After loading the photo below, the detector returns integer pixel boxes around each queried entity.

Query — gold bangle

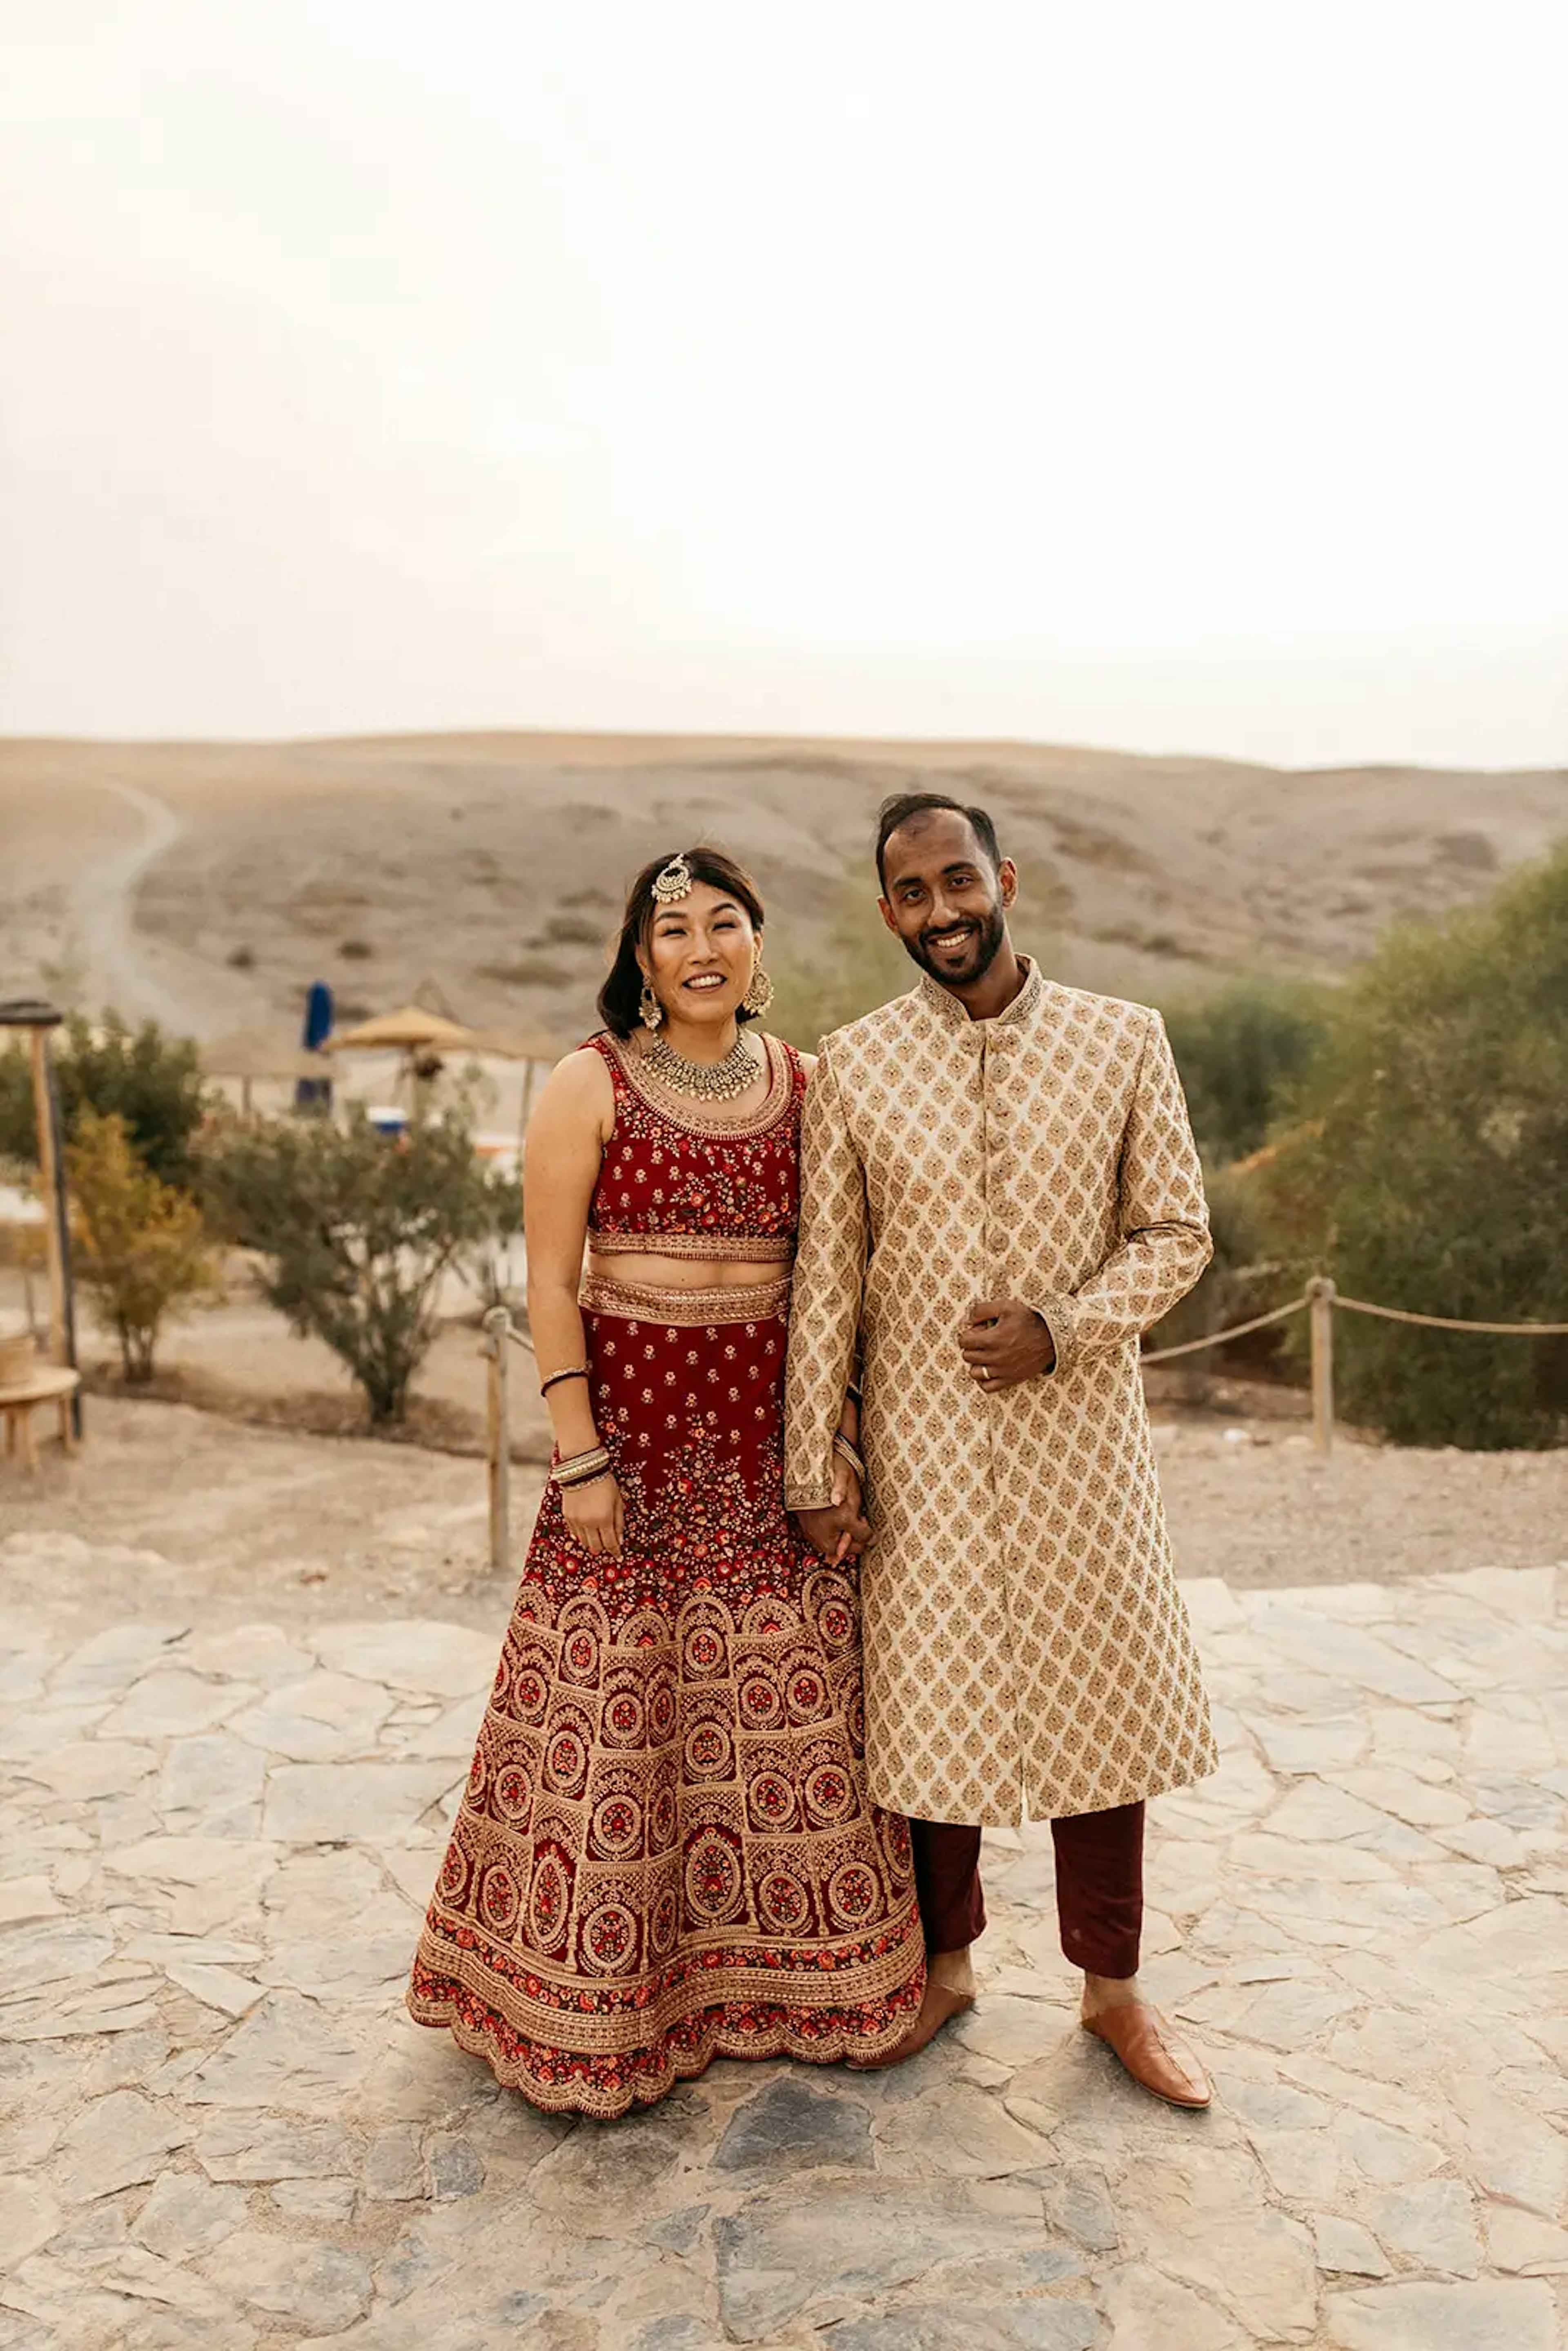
[551,1445,611,1488]
[541,1366,590,1398]
[833,1432,866,1480]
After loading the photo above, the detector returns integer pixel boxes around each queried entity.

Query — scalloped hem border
[405,1977,925,2120]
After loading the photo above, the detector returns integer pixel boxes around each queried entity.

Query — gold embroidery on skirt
[579,1273,792,1326]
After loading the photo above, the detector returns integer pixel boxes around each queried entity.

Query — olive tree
[205,1106,521,1425]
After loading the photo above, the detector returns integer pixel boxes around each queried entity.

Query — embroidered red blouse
[584,1031,806,1263]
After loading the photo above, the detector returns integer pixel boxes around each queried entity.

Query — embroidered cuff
[1027,1292,1075,1379]
[785,1483,835,1512]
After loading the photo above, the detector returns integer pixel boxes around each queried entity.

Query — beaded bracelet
[540,1366,590,1398]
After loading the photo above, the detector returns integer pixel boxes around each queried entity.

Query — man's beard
[904,899,1008,988]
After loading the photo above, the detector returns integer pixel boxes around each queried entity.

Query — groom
[786,791,1218,2105]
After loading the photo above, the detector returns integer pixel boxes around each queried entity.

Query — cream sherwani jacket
[784,960,1219,1827]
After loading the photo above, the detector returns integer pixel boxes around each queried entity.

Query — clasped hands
[792,1448,869,1568]
[794,1297,1053,1564]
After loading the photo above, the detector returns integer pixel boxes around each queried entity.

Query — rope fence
[1332,1296,1568,1336]
[477,1282,1568,1575]
[1139,1295,1309,1364]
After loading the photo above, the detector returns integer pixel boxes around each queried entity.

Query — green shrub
[1258,844,1568,1448]
[1145,1159,1292,1387]
[0,1013,209,1188]
[67,1110,220,1383]
[1163,981,1330,1168]
[204,1106,521,1425]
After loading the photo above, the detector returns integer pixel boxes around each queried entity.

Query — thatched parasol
[322,1006,482,1054]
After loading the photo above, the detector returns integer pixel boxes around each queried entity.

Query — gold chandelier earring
[639,978,664,1031]
[742,960,774,1017]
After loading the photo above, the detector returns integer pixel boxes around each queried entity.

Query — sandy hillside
[1,731,1564,1045]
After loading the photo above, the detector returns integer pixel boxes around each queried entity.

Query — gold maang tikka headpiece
[650,852,694,906]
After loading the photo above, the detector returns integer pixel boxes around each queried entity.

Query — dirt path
[0,1396,507,1647]
[66,777,194,1031]
[1,1394,1563,1653]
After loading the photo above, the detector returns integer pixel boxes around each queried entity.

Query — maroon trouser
[910,1801,1145,1979]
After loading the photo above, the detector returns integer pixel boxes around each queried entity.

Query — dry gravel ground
[0,1396,1564,1649]
[1152,1416,1568,1592]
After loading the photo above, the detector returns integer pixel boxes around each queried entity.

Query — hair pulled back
[597,847,767,1039]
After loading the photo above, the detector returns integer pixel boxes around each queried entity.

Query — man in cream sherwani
[785,791,1219,2105]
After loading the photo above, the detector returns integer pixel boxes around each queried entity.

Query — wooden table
[0,1367,80,1472]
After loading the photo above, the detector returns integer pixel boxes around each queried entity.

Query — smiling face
[640,879,760,1029]
[878,808,1016,989]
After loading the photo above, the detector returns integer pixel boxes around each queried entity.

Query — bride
[408,845,925,2116]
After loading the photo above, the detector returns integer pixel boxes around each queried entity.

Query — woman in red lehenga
[408,848,926,2116]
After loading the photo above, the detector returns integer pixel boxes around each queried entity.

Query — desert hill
[2,732,1564,1047]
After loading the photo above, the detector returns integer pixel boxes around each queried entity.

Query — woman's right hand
[830,1456,869,1566]
[562,1472,624,1558]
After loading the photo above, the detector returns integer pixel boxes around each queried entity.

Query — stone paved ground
[0,1534,1564,2350]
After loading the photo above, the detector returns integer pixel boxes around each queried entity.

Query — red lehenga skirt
[407,1273,926,2117]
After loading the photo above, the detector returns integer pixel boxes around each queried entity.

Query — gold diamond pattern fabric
[784,960,1221,1827]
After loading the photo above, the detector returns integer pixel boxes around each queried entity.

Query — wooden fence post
[29,1027,67,1370]
[29,1020,82,1438]
[484,1306,511,1578]
[1308,1276,1336,1456]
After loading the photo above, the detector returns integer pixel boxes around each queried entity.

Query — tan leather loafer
[848,1979,974,2070]
[1082,2000,1212,2108]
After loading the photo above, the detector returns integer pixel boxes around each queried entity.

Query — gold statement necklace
[638,1029,762,1103]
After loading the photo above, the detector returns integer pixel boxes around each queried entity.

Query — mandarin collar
[916,954,1044,1038]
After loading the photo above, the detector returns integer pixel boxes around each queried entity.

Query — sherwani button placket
[977,1021,1027,1814]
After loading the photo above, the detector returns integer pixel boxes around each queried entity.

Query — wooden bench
[0,1367,80,1472]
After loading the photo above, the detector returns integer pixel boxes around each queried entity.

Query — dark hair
[597,848,767,1038]
[874,792,1002,891]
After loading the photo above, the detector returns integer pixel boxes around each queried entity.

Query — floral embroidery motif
[408,1065,926,2118]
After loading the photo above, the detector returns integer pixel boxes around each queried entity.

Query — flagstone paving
[0,1531,1564,2349]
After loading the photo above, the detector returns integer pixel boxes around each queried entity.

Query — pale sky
[3,0,1564,767]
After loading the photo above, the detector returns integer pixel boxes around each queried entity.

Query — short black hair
[875,792,1002,891]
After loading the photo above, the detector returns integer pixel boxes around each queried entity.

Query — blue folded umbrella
[297,981,334,1108]
[303,981,334,1052]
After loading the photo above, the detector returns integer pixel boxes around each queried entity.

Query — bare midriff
[585,1247,788,1292]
